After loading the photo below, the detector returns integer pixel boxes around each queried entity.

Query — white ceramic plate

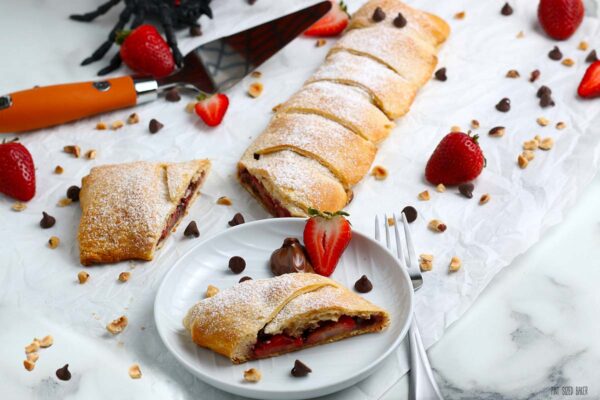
[155,218,413,400]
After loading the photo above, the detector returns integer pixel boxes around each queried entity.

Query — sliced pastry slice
[307,51,418,119]
[278,81,394,144]
[78,159,211,266]
[183,274,390,363]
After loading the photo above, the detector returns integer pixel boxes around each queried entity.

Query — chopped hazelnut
[418,190,430,201]
[26,352,39,362]
[48,236,60,249]
[248,82,263,98]
[127,113,140,125]
[216,196,233,206]
[479,193,491,205]
[57,198,72,207]
[106,316,128,335]
[316,39,327,47]
[38,335,53,348]
[129,364,142,379]
[428,219,447,233]
[450,125,461,132]
[522,150,535,161]
[205,284,219,298]
[449,256,462,272]
[25,341,40,354]
[12,202,27,212]
[77,271,89,284]
[371,165,388,180]
[506,69,520,78]
[488,126,505,137]
[454,11,465,20]
[516,31,525,38]
[118,272,131,282]
[54,165,64,174]
[387,217,395,226]
[111,120,125,130]
[470,119,480,129]
[562,58,575,67]
[419,254,433,271]
[517,154,529,169]
[539,137,554,150]
[185,101,197,113]
[244,368,262,382]
[523,140,538,151]
[63,145,81,158]
[23,359,35,371]
[85,149,97,160]
[95,122,108,130]
[578,41,589,51]
[536,117,550,127]
[556,121,566,130]
[250,71,262,78]
[436,183,446,193]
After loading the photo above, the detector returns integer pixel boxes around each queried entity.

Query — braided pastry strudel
[78,160,210,265]
[183,274,390,363]
[238,0,449,217]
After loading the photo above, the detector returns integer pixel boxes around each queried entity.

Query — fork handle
[408,318,444,400]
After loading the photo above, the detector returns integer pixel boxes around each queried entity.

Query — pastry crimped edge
[183,274,390,363]
[78,159,210,266]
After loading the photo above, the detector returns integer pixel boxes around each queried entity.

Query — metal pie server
[0,1,331,133]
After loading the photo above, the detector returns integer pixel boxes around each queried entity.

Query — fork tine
[374,215,381,241]
[401,211,418,270]
[392,213,406,264]
[384,214,391,249]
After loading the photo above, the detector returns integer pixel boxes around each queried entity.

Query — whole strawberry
[425,132,485,186]
[0,140,36,201]
[303,209,352,277]
[118,24,175,78]
[538,0,584,40]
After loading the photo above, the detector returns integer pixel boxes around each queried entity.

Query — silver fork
[375,213,444,400]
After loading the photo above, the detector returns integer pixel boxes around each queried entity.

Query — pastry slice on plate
[78,160,210,266]
[183,274,390,364]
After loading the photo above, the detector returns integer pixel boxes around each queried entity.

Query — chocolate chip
[189,25,202,37]
[66,185,80,202]
[495,97,511,112]
[40,212,56,229]
[165,88,181,102]
[291,360,312,377]
[401,206,418,223]
[56,364,71,381]
[458,182,474,199]
[149,119,163,134]
[354,275,373,293]
[239,276,253,283]
[586,49,598,63]
[184,221,200,238]
[434,67,447,81]
[501,2,513,15]
[393,12,407,28]
[529,69,540,82]
[228,212,245,227]
[253,153,260,160]
[372,7,386,22]
[248,0,257,4]
[540,93,555,108]
[536,85,552,98]
[548,46,562,61]
[229,256,246,274]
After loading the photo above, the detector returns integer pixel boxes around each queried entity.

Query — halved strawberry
[304,1,349,37]
[253,334,303,358]
[0,140,36,202]
[194,93,229,127]
[303,209,352,277]
[306,316,357,345]
[578,61,600,99]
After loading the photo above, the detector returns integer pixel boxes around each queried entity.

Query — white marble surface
[1,0,600,399]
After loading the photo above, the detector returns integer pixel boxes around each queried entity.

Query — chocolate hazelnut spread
[270,238,313,276]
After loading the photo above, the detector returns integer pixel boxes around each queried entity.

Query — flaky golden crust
[78,160,210,266]
[237,0,449,217]
[183,274,390,364]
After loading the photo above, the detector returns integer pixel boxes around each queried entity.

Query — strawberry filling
[239,168,291,218]
[158,173,205,244]
[252,315,380,358]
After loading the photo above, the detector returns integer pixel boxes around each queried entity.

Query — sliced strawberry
[303,209,352,277]
[253,334,303,358]
[306,316,357,345]
[304,1,349,37]
[0,141,36,202]
[578,61,600,99]
[194,93,229,127]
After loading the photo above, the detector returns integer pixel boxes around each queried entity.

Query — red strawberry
[304,1,349,37]
[425,132,485,186]
[194,93,229,127]
[303,209,352,277]
[118,24,175,78]
[253,334,303,358]
[578,61,600,98]
[306,316,357,345]
[538,0,584,40]
[0,140,36,201]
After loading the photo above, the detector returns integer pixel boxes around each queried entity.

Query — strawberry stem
[196,91,210,101]
[308,208,350,218]
[115,30,132,45]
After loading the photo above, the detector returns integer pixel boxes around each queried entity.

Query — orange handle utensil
[0,76,144,133]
